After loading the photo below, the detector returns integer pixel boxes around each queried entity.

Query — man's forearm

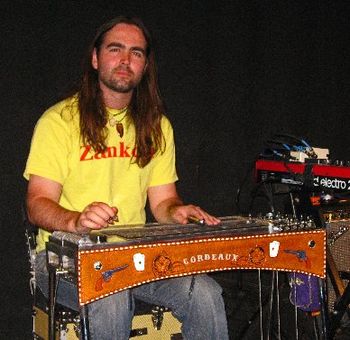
[152,197,184,224]
[27,196,80,233]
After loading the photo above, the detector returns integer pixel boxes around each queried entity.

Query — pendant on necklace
[116,123,124,138]
[109,117,117,126]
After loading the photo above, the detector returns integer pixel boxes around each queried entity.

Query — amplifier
[131,307,182,339]
[33,306,78,340]
[33,305,182,340]
[326,219,350,311]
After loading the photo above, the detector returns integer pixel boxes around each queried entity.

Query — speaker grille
[327,220,350,311]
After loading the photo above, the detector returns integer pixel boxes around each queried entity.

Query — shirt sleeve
[148,116,178,187]
[23,107,72,184]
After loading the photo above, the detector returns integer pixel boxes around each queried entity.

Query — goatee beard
[102,78,136,93]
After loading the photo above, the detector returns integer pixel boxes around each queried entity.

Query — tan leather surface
[78,229,326,305]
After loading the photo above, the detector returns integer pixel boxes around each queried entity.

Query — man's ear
[92,48,98,70]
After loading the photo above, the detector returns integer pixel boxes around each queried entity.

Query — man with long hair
[24,16,228,339]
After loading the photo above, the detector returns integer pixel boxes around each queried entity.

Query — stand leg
[318,278,329,339]
[80,304,90,340]
[48,268,56,340]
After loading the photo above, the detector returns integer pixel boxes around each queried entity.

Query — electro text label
[313,176,350,190]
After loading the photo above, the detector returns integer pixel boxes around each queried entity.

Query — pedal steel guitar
[47,215,326,306]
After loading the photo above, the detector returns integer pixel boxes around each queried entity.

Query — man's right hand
[76,202,118,233]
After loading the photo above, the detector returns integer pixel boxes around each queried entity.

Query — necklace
[109,107,128,138]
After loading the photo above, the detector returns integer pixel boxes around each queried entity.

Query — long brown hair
[78,16,165,167]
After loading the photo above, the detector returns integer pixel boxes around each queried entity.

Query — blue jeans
[35,251,229,340]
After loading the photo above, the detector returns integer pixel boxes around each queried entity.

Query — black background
[1,1,349,338]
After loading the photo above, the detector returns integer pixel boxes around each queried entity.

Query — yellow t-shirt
[24,96,178,252]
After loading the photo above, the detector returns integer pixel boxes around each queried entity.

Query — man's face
[92,23,148,93]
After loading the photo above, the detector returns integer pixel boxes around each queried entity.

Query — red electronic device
[255,159,350,192]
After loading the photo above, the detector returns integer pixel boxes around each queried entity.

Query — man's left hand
[170,204,220,225]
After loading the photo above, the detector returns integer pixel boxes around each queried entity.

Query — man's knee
[189,275,223,300]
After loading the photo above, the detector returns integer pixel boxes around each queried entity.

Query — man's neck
[101,86,133,109]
